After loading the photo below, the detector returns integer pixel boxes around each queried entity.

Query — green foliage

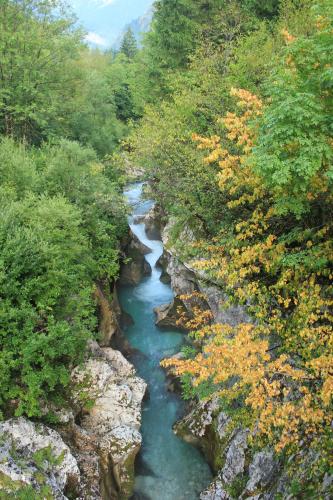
[148,0,199,70]
[68,50,125,156]
[0,138,38,197]
[181,374,217,401]
[33,446,65,470]
[0,1,145,154]
[128,1,276,237]
[120,27,138,59]
[0,194,93,416]
[0,445,66,499]
[0,0,82,143]
[0,138,125,417]
[0,1,131,419]
[181,345,197,359]
[1,0,332,493]
[253,1,333,215]
[243,0,281,19]
[35,140,127,277]
[68,48,145,156]
[142,0,236,98]
[0,473,51,500]
[226,475,249,498]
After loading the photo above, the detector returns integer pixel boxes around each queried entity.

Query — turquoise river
[119,183,212,500]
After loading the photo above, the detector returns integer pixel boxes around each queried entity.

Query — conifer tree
[120,27,138,59]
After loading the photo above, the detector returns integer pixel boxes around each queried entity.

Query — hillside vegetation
[124,0,333,494]
[0,0,143,418]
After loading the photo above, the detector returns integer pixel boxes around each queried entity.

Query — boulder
[156,250,171,284]
[71,342,147,499]
[128,230,152,255]
[100,425,142,499]
[143,204,164,240]
[0,418,80,499]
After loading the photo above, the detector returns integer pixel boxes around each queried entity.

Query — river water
[118,183,212,500]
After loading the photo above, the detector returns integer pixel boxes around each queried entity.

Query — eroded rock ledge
[119,229,152,286]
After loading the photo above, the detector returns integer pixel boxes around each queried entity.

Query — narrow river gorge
[119,183,212,500]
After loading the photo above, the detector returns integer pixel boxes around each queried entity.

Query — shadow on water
[119,183,212,500]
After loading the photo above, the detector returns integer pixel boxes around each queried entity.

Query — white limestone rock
[0,417,80,499]
[200,479,232,500]
[72,342,147,498]
[175,397,220,440]
[245,450,278,495]
[222,429,249,485]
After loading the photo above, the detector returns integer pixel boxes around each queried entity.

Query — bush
[0,138,126,417]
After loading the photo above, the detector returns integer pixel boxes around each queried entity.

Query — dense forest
[0,0,139,418]
[127,0,333,496]
[0,0,332,498]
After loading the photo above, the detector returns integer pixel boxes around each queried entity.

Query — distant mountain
[113,6,154,51]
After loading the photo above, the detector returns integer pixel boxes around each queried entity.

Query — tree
[0,0,82,143]
[254,2,333,216]
[243,0,281,19]
[120,27,138,59]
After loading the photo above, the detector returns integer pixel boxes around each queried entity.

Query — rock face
[0,318,146,500]
[166,254,198,298]
[153,297,188,330]
[200,479,231,500]
[95,283,122,347]
[0,418,80,499]
[119,230,152,286]
[174,399,257,499]
[160,217,251,325]
[244,450,279,496]
[134,204,164,240]
[180,402,283,500]
[174,398,232,472]
[71,342,147,499]
[198,283,251,326]
[221,429,249,485]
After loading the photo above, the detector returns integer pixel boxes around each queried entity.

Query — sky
[69,0,153,48]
